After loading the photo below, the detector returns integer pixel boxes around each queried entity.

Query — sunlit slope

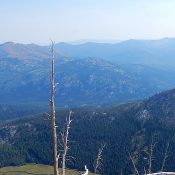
[0,164,94,175]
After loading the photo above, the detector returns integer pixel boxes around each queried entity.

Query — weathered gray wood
[61,111,72,175]
[82,165,89,175]
[50,41,59,175]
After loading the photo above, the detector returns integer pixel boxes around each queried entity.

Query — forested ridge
[1,88,175,174]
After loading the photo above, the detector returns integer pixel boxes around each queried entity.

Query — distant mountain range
[1,38,175,106]
[55,37,175,68]
[2,37,175,67]
[67,39,121,44]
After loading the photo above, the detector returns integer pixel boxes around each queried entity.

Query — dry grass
[0,164,95,175]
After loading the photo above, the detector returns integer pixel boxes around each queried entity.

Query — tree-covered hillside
[1,89,175,174]
[0,104,47,121]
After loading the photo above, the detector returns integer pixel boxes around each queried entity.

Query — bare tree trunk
[82,165,89,175]
[128,152,139,175]
[61,111,72,175]
[50,41,59,175]
[161,142,169,172]
[94,143,106,174]
[148,141,156,174]
[62,153,66,175]
[148,144,153,174]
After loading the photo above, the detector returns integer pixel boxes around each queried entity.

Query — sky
[0,0,175,44]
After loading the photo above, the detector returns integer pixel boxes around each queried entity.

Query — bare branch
[147,140,157,174]
[94,143,106,174]
[128,152,139,175]
[161,142,169,172]
[61,111,72,175]
[82,165,89,175]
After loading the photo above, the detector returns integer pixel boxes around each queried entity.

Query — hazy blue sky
[0,0,175,44]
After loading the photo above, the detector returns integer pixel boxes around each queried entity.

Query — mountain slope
[1,88,175,174]
[136,88,175,119]
[0,104,46,121]
[0,42,57,61]
[1,53,175,106]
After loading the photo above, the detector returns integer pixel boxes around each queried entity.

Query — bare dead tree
[61,111,72,175]
[128,152,140,175]
[143,166,147,175]
[148,141,156,174]
[50,40,59,175]
[82,165,89,175]
[161,142,169,172]
[94,143,106,174]
[143,138,157,174]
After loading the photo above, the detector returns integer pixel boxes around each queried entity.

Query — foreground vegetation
[1,89,175,174]
[0,164,94,175]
